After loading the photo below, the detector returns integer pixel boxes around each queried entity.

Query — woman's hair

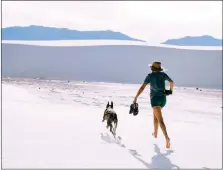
[151,66,163,72]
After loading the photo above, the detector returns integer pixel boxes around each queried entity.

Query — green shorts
[151,95,166,108]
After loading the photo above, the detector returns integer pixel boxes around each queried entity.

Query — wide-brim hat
[148,61,167,72]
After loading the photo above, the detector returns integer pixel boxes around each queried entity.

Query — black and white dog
[102,101,118,136]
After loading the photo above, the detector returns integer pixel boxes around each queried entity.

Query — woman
[133,61,174,148]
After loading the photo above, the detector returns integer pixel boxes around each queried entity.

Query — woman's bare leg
[153,106,170,148]
[152,112,159,138]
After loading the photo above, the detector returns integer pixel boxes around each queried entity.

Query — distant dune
[2,41,222,89]
[2,25,145,42]
[162,35,222,46]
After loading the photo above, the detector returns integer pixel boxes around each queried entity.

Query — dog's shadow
[129,149,151,168]
[100,133,114,144]
[129,144,180,169]
[100,133,125,148]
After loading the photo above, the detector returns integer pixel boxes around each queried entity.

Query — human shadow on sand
[100,133,179,169]
[129,144,180,169]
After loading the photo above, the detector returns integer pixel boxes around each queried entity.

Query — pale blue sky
[2,1,222,44]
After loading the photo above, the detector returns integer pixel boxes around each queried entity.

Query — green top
[144,72,173,98]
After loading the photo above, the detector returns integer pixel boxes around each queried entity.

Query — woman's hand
[133,97,137,103]
[133,84,147,103]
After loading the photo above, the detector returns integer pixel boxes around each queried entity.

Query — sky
[2,1,222,44]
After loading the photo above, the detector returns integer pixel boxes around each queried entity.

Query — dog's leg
[113,121,118,136]
[102,111,107,122]
[110,125,113,134]
[107,119,111,129]
[109,122,114,135]
[106,122,109,129]
[110,122,117,137]
[113,114,118,136]
[115,121,118,131]
[111,126,115,137]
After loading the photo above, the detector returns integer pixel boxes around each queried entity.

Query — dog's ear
[111,101,113,109]
[106,102,109,108]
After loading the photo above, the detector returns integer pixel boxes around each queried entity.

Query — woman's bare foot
[152,132,157,138]
[166,138,171,148]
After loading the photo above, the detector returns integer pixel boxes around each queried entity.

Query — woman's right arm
[164,73,174,92]
[170,81,174,91]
